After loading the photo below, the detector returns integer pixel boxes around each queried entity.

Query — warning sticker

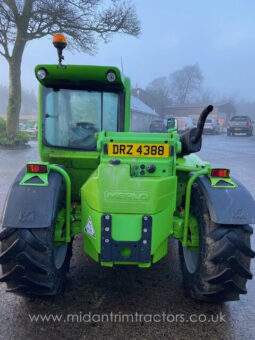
[84,216,96,238]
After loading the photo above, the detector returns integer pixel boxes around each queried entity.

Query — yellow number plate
[108,143,169,158]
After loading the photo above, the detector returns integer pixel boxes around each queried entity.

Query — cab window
[43,88,120,150]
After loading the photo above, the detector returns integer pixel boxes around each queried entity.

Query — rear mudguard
[196,175,255,225]
[1,167,64,229]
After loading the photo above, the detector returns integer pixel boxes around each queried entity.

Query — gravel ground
[0,134,254,340]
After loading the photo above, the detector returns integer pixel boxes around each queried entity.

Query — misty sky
[0,0,255,100]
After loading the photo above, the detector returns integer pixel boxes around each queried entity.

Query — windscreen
[43,88,119,150]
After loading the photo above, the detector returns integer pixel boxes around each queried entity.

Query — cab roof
[35,64,129,91]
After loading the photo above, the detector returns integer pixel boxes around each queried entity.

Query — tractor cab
[36,65,131,150]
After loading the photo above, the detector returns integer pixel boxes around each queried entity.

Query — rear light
[27,164,48,173]
[211,168,230,178]
[246,122,250,127]
[227,122,230,127]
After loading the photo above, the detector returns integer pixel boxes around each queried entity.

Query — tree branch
[3,0,19,18]
[0,0,140,56]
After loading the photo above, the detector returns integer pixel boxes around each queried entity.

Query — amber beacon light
[53,33,67,65]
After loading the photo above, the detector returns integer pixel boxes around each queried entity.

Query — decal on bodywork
[85,216,96,238]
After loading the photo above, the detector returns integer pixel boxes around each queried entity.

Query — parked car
[227,116,253,136]
[25,127,38,139]
[149,119,167,133]
[203,118,220,134]
[176,117,195,133]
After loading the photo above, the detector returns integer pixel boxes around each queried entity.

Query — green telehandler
[1,34,255,302]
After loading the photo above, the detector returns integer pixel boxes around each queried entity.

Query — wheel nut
[105,215,110,220]
[143,228,148,233]
[105,227,110,232]
[105,239,110,243]
[143,240,147,244]
[144,216,148,221]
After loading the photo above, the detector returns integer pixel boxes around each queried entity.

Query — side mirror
[167,117,177,130]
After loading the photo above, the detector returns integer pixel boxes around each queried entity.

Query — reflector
[211,168,230,178]
[27,164,48,173]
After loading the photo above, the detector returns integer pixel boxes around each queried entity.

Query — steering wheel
[76,122,97,130]
[70,122,98,149]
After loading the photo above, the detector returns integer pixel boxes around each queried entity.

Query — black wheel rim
[54,244,68,269]
[183,247,199,274]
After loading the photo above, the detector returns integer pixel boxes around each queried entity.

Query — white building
[130,95,159,132]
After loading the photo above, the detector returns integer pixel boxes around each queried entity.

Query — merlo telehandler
[1,34,255,302]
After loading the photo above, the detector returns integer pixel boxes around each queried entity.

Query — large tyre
[0,205,72,297]
[179,184,254,302]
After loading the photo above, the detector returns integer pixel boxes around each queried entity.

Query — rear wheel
[0,207,72,297]
[179,184,254,302]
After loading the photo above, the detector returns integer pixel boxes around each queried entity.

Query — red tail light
[27,164,48,173]
[211,168,230,178]
[227,122,230,127]
[246,122,250,127]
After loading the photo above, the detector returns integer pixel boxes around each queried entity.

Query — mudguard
[1,167,64,229]
[196,175,255,225]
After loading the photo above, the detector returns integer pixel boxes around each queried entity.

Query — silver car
[203,118,220,134]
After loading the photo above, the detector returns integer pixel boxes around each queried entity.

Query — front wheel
[179,184,254,302]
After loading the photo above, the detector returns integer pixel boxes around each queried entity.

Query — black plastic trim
[196,175,255,224]
[1,167,64,229]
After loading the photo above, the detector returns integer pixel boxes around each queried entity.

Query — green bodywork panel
[82,164,177,214]
[44,149,100,200]
[209,175,238,188]
[20,171,49,186]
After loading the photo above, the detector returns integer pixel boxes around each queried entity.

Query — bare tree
[145,77,172,115]
[169,64,203,104]
[195,88,216,105]
[0,0,140,138]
